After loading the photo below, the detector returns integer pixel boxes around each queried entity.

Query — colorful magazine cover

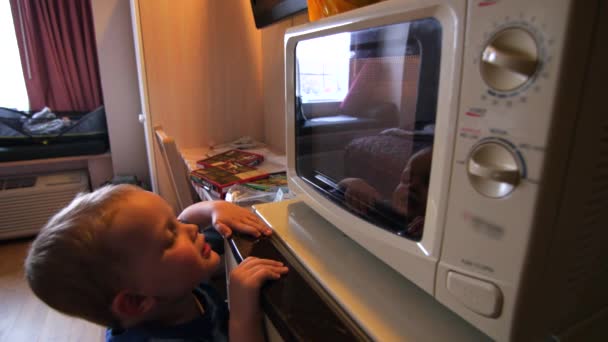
[196,149,264,169]
[243,172,288,192]
[208,161,257,175]
[190,166,268,198]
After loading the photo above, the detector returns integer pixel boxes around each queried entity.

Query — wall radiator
[0,170,90,240]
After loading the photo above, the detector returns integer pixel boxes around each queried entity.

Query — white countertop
[253,199,490,342]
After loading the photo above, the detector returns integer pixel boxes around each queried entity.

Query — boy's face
[109,190,221,298]
[393,148,432,219]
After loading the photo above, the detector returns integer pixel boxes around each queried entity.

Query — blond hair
[25,184,140,327]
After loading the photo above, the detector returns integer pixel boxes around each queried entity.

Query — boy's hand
[212,201,272,238]
[229,257,288,324]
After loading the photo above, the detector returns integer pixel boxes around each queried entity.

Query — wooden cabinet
[131,0,265,205]
[131,0,307,208]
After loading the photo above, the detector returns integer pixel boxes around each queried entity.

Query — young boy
[25,184,288,342]
[339,147,432,238]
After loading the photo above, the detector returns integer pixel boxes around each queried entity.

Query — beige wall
[135,0,308,154]
[94,0,308,197]
[90,0,150,186]
[136,0,265,150]
[132,0,275,207]
[261,13,309,154]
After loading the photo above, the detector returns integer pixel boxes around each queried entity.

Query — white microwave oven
[284,0,607,340]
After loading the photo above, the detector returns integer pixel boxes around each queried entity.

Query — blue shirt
[106,284,228,342]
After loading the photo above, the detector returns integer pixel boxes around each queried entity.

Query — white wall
[90,0,150,187]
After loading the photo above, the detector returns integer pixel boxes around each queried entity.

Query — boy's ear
[111,290,157,319]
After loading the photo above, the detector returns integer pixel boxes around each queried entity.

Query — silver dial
[467,142,521,198]
[480,28,539,91]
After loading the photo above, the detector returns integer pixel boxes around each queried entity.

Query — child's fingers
[217,215,272,237]
[215,222,232,237]
[239,256,284,268]
[242,217,272,235]
[246,263,289,278]
[249,267,285,282]
[231,221,262,237]
[228,216,270,237]
[243,265,289,285]
[238,256,258,266]
[231,211,263,225]
[231,258,288,289]
[242,215,264,227]
[237,258,285,275]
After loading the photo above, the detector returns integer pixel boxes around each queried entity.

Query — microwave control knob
[480,28,539,91]
[467,142,521,198]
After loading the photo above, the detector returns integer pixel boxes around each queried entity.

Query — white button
[447,271,503,318]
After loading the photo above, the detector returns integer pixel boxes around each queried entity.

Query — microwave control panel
[462,18,551,198]
[435,0,595,340]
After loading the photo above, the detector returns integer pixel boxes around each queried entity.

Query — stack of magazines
[190,149,270,198]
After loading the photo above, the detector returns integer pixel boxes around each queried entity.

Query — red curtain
[9,0,103,112]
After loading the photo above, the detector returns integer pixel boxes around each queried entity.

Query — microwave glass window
[297,32,351,103]
[295,18,441,241]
